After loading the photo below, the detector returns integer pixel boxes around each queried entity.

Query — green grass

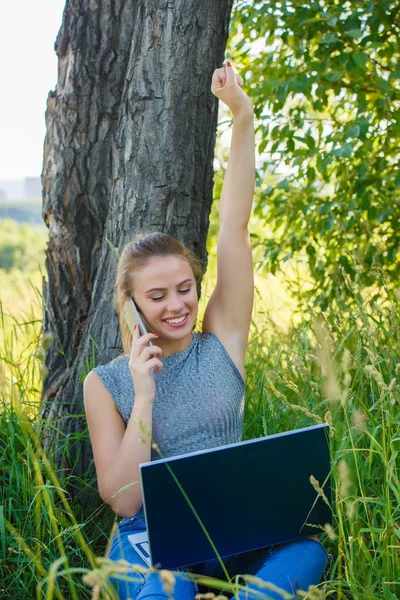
[1,252,399,598]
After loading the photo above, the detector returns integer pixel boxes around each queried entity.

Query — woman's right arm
[84,327,163,518]
[84,372,153,518]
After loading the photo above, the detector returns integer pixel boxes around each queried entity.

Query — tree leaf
[352,51,368,68]
[345,28,363,39]
[319,32,338,45]
[347,125,360,138]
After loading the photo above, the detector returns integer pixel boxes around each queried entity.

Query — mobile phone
[123,298,153,346]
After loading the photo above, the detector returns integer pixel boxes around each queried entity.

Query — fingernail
[227,61,232,67]
[153,333,159,337]
[134,324,137,331]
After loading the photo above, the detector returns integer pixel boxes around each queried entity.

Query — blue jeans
[106,508,328,600]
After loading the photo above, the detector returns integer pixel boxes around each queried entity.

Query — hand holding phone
[124,298,163,399]
[123,298,153,346]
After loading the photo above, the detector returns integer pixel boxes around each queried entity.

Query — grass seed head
[346,499,356,520]
[314,317,342,404]
[324,522,337,540]
[323,375,343,405]
[41,332,53,350]
[308,353,320,365]
[364,347,377,364]
[310,475,330,507]
[338,459,351,498]
[286,380,299,393]
[280,397,324,424]
[324,410,335,436]
[351,408,368,432]
[196,596,228,600]
[363,365,387,390]
[102,559,132,574]
[131,564,150,574]
[239,574,294,599]
[159,569,176,595]
[341,348,352,373]
[34,348,45,361]
[293,355,306,372]
[82,569,106,588]
[39,364,49,380]
[91,584,100,600]
[296,585,326,599]
[136,416,151,435]
[388,378,398,404]
[152,441,161,454]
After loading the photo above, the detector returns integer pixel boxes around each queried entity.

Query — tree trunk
[41,0,234,511]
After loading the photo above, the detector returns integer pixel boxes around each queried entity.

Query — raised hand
[211,62,253,118]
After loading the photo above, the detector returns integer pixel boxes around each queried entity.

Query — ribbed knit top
[92,331,245,461]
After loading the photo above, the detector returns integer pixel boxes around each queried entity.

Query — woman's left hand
[211,62,253,118]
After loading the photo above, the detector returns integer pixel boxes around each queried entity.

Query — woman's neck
[159,331,194,358]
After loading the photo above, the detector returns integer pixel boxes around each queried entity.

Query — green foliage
[243,295,400,599]
[0,219,47,273]
[230,0,400,310]
[0,300,116,599]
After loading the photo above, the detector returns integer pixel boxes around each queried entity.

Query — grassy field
[0,220,399,599]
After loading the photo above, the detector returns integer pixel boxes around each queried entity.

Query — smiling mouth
[163,313,189,325]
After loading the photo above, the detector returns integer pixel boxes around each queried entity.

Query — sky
[0,1,247,182]
[0,0,66,179]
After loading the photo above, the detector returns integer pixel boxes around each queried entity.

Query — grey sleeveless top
[93,331,245,460]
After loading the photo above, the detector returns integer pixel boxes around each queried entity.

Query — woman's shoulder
[90,354,129,395]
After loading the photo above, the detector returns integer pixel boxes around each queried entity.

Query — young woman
[84,63,328,600]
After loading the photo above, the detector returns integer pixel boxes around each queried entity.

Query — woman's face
[131,255,198,338]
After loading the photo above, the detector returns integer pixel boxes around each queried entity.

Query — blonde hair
[115,232,203,353]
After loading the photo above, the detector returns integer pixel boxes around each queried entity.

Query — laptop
[128,423,332,570]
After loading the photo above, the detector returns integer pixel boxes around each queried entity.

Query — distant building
[0,177,41,201]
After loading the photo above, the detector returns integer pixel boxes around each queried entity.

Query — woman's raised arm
[202,63,255,367]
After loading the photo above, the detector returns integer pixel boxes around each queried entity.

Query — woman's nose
[166,293,185,313]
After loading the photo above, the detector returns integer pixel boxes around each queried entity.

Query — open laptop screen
[139,423,331,569]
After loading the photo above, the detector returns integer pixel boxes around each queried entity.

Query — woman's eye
[152,289,190,301]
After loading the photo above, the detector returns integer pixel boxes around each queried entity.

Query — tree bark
[41,0,234,510]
